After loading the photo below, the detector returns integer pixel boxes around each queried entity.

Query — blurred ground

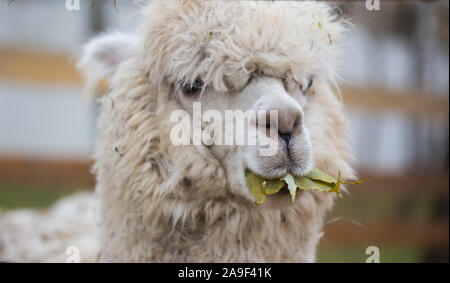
[0,168,447,263]
[318,173,449,263]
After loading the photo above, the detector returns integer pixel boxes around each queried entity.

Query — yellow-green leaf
[332,171,342,196]
[339,177,370,185]
[282,174,297,203]
[263,179,284,195]
[304,167,337,184]
[318,21,333,45]
[245,169,267,205]
[294,176,334,193]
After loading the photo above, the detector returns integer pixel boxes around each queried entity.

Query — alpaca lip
[245,166,287,180]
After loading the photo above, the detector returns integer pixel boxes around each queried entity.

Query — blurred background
[0,0,448,262]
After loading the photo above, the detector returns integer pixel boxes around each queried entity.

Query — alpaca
[0,0,355,263]
[79,0,355,262]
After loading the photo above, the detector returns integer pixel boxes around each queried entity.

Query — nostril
[279,133,291,147]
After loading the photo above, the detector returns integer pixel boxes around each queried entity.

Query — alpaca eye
[300,78,313,94]
[180,78,204,97]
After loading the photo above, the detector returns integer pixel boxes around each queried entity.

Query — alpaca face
[172,74,315,204]
[137,1,347,205]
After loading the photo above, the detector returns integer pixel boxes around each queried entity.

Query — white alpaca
[0,0,354,263]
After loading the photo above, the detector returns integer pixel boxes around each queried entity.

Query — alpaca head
[81,1,353,210]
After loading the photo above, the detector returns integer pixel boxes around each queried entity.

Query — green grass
[0,183,87,211]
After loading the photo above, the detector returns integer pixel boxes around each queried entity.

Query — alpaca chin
[263,190,300,210]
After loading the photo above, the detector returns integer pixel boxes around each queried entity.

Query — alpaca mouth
[244,167,363,206]
[276,182,291,195]
[244,168,292,205]
[282,183,291,192]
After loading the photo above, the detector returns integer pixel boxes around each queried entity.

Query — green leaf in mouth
[304,167,337,184]
[282,174,297,203]
[262,179,284,195]
[244,167,368,205]
[244,169,267,206]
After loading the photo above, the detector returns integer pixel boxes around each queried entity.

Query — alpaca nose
[257,100,303,140]
[252,78,304,143]
[259,102,303,149]
[276,104,303,144]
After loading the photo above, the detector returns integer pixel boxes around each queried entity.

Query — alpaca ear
[78,32,139,99]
